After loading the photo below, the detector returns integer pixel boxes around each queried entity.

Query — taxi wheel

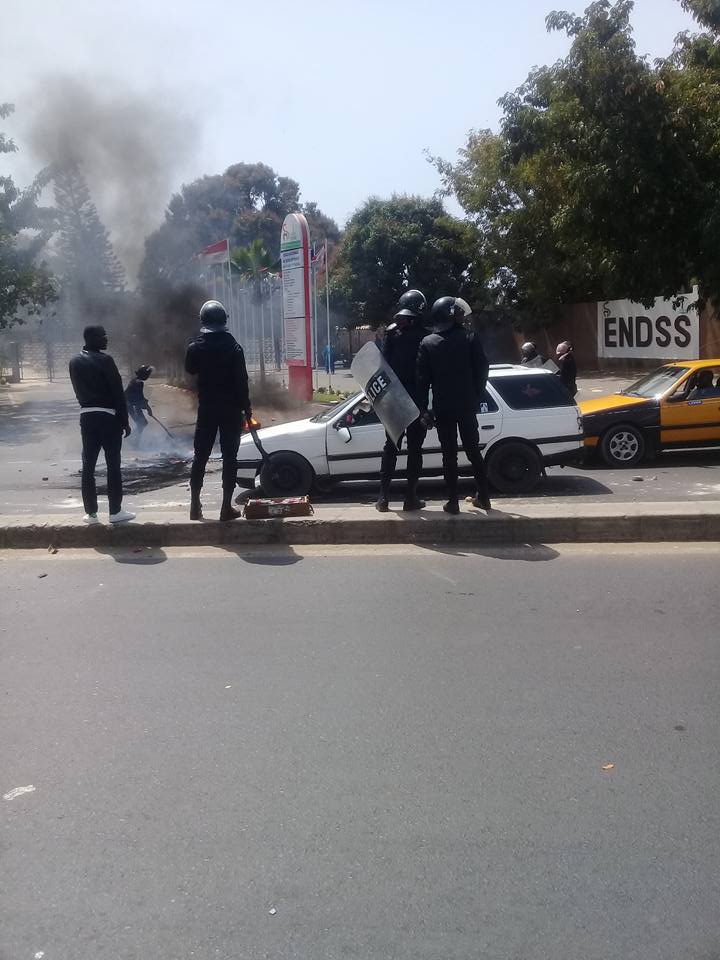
[259,452,314,497]
[600,424,645,467]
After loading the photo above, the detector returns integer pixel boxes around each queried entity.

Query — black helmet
[135,364,154,380]
[429,296,462,333]
[394,289,426,320]
[199,300,228,330]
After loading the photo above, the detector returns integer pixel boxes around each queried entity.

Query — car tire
[259,452,314,497]
[486,441,542,494]
[600,424,645,467]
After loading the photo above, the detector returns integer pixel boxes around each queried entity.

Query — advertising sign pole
[280,212,313,401]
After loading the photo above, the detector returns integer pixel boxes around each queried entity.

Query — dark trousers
[128,408,147,441]
[80,412,123,515]
[190,406,243,495]
[435,411,487,499]
[379,417,427,498]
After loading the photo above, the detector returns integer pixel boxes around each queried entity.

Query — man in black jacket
[125,364,154,443]
[376,289,428,512]
[68,325,135,524]
[185,300,251,521]
[417,297,491,514]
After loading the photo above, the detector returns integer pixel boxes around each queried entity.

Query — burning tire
[259,452,314,497]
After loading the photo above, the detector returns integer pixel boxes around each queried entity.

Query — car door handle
[481,424,496,430]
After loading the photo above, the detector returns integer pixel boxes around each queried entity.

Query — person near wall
[556,340,578,397]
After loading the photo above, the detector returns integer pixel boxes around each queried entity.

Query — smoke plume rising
[20,74,199,282]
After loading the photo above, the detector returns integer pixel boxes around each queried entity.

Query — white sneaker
[83,513,100,524]
[109,509,136,524]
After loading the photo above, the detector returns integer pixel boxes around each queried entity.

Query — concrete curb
[2,510,720,548]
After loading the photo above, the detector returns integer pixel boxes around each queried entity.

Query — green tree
[330,195,487,329]
[52,159,127,313]
[681,0,720,32]
[436,0,715,325]
[139,162,339,298]
[0,104,56,328]
[231,239,278,383]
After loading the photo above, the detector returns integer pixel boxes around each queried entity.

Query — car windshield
[621,366,688,398]
[310,393,362,423]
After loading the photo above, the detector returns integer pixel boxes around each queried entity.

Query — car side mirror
[335,425,352,443]
[666,394,687,403]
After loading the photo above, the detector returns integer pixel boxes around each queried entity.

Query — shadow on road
[93,546,168,565]
[218,544,304,566]
[424,542,560,563]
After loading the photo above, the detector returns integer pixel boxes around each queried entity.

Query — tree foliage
[435,0,720,324]
[0,104,56,328]
[231,238,278,380]
[330,195,486,329]
[681,0,720,32]
[139,162,340,297]
[53,160,126,295]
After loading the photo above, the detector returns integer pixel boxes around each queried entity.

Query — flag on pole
[198,238,230,264]
[312,243,326,270]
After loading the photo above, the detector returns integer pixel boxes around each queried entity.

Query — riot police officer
[417,297,491,514]
[185,300,251,521]
[376,289,428,512]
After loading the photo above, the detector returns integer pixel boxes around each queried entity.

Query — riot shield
[350,341,420,446]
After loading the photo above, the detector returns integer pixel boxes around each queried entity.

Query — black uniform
[379,324,427,500]
[184,329,251,496]
[557,352,578,397]
[417,324,490,500]
[68,348,129,516]
[125,377,150,438]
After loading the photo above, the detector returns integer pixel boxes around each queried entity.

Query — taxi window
[681,367,720,400]
[492,375,575,410]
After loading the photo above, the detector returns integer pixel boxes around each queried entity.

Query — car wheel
[600,424,645,467]
[486,441,542,494]
[259,452,314,497]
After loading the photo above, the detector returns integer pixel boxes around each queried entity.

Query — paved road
[2,543,719,959]
[2,378,720,519]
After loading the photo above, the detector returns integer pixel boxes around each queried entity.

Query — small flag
[198,238,230,264]
[312,242,326,270]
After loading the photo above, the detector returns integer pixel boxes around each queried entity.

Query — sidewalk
[2,500,719,549]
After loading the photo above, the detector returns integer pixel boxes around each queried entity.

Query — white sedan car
[237,365,583,496]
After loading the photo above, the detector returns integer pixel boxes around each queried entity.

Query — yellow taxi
[581,359,720,466]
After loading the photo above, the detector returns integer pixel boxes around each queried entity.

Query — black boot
[471,488,492,511]
[403,493,425,511]
[220,492,242,522]
[376,482,391,512]
[190,491,203,521]
[443,498,460,515]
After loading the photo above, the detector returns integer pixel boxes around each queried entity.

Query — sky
[1,0,699,245]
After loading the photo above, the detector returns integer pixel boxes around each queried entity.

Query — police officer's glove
[123,422,132,439]
[420,409,435,430]
[146,405,153,417]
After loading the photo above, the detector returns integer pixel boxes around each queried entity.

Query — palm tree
[231,239,278,384]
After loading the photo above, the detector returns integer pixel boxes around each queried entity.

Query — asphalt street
[2,543,719,960]
[2,378,720,519]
